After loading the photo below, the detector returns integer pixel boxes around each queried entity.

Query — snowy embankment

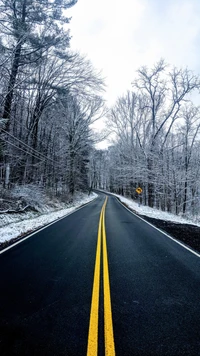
[114,194,200,227]
[0,192,97,245]
[1,188,200,251]
[107,192,200,254]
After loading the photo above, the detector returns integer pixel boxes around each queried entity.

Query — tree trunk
[5,163,10,189]
[69,144,75,196]
[183,179,188,214]
[3,42,22,131]
[147,156,154,207]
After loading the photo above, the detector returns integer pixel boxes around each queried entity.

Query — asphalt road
[0,194,200,355]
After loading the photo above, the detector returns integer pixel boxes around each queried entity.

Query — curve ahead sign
[136,187,142,194]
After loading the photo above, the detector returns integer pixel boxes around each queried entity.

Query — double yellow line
[87,197,115,356]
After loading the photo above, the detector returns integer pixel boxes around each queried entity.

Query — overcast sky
[67,0,200,106]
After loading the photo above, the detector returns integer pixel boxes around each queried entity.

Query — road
[0,193,200,355]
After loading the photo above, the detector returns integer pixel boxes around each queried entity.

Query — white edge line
[116,197,200,258]
[0,196,99,255]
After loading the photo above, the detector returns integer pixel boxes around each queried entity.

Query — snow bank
[1,189,200,247]
[114,194,200,227]
[0,192,97,244]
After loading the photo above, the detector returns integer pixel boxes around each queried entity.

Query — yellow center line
[102,198,115,356]
[87,203,104,356]
[87,197,115,356]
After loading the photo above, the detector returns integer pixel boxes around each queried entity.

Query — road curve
[0,193,199,355]
[105,196,200,356]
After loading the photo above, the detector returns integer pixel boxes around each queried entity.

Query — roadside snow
[113,193,200,227]
[1,189,200,247]
[0,193,97,244]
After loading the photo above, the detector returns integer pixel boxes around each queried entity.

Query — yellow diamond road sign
[136,187,142,194]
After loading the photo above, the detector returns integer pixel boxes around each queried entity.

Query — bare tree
[0,0,77,129]
[106,60,200,216]
[132,60,200,207]
[179,105,200,214]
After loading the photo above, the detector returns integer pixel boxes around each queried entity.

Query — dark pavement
[0,194,199,355]
[105,197,200,356]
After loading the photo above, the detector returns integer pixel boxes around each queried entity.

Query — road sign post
[136,187,142,207]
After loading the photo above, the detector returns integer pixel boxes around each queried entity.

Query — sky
[67,0,200,106]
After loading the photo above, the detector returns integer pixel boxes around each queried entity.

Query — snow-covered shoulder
[0,192,97,244]
[111,193,200,227]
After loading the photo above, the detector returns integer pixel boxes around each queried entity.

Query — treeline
[0,0,105,197]
[91,60,200,217]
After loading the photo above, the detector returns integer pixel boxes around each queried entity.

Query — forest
[92,60,200,218]
[0,0,105,197]
[1,0,200,219]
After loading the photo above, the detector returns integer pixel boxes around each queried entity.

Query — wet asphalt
[0,193,199,355]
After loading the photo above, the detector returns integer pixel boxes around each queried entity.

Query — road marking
[102,198,115,356]
[87,202,103,356]
[87,197,115,356]
[116,198,200,258]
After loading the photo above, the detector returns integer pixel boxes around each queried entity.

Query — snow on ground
[113,193,200,227]
[1,189,200,247]
[0,192,97,244]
